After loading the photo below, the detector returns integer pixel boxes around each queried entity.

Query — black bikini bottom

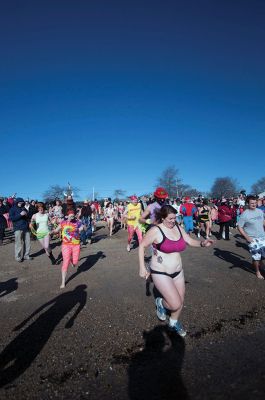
[150,268,182,279]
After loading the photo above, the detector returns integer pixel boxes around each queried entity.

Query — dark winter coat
[0,205,8,229]
[9,205,30,232]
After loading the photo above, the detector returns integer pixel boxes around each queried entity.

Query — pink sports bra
[153,225,186,254]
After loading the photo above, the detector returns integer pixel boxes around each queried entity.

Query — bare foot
[256,273,264,280]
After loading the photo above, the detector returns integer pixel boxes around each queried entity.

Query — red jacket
[218,205,232,223]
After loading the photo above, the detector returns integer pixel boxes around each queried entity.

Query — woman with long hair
[139,205,213,336]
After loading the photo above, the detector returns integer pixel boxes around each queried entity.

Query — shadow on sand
[30,240,61,258]
[113,325,188,400]
[0,278,18,298]
[0,284,87,387]
[92,234,108,243]
[213,247,256,275]
[65,251,106,286]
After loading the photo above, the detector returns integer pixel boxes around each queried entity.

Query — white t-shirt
[238,208,265,239]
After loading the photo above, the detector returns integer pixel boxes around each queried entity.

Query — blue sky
[1,0,264,200]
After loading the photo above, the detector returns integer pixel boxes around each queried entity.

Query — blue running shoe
[169,320,187,337]
[155,297,167,321]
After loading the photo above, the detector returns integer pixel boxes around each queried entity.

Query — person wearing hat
[180,197,197,235]
[9,197,32,262]
[53,209,85,288]
[139,187,168,227]
[123,195,143,252]
[218,199,232,240]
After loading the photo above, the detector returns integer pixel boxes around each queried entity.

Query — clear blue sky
[1,0,264,200]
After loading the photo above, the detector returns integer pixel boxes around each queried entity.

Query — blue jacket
[9,205,30,232]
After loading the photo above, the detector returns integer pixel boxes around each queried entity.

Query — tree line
[41,168,265,202]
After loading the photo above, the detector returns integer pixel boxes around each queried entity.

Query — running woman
[104,202,116,236]
[197,199,211,239]
[139,205,214,336]
[30,202,56,264]
[53,210,84,288]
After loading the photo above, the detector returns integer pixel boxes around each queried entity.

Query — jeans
[14,230,31,260]
[80,217,93,244]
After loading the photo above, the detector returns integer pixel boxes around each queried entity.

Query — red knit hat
[153,187,168,199]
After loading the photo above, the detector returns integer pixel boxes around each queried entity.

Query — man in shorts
[238,195,265,279]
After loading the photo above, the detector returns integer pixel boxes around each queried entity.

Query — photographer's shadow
[127,325,189,400]
[0,284,87,387]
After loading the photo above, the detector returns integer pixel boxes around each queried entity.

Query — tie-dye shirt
[60,220,82,245]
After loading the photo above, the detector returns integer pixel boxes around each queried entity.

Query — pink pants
[127,225,143,244]
[62,244,80,272]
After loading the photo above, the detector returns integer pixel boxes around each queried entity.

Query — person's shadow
[92,234,108,243]
[234,239,249,251]
[0,284,87,387]
[213,247,255,275]
[125,325,189,400]
[65,251,106,286]
[0,278,18,298]
[30,241,61,258]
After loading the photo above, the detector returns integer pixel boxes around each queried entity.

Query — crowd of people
[0,189,265,337]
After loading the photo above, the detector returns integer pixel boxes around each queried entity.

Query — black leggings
[219,221,230,240]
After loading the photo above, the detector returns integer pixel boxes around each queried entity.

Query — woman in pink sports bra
[139,204,214,337]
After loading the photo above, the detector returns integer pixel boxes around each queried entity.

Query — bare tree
[43,185,80,202]
[157,166,200,198]
[157,166,181,197]
[113,189,126,201]
[86,192,100,201]
[211,177,238,199]
[251,177,265,195]
[43,185,65,202]
[183,187,201,198]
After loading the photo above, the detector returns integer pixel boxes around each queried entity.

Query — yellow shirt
[127,203,142,227]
